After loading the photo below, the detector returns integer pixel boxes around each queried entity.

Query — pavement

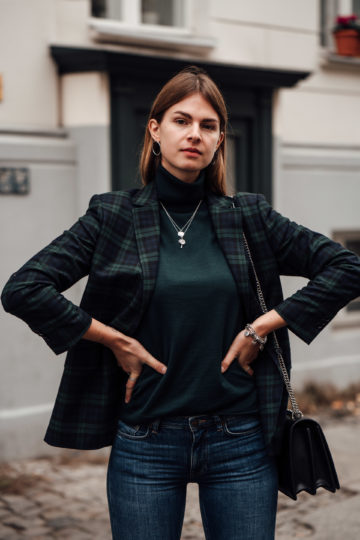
[0,413,359,540]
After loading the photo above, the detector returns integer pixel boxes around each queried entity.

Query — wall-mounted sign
[0,168,30,194]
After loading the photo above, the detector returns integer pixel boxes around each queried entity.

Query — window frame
[89,0,215,52]
[320,0,360,65]
[91,0,191,31]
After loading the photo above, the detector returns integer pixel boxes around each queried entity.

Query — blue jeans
[107,414,278,540]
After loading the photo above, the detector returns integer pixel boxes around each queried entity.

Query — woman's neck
[155,164,206,212]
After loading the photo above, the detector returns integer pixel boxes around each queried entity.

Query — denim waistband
[148,413,259,433]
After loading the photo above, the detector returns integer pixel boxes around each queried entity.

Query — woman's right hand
[110,336,167,403]
[82,318,167,403]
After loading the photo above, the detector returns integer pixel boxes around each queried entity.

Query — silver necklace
[159,199,203,248]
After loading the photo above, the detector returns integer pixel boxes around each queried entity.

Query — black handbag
[276,410,340,500]
[242,233,340,501]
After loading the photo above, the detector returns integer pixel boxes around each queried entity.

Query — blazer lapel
[206,192,256,321]
[131,182,161,326]
[207,192,286,373]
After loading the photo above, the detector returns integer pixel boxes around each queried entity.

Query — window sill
[319,48,360,69]
[88,17,216,53]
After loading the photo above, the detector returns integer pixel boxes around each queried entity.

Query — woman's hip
[108,413,274,480]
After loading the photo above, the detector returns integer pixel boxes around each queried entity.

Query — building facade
[0,0,359,460]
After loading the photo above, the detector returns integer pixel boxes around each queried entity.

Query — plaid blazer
[2,181,360,453]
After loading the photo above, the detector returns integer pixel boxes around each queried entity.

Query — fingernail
[221,365,225,373]
[161,366,167,374]
[125,398,129,403]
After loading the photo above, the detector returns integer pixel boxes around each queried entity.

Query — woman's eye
[203,124,216,131]
[175,118,187,125]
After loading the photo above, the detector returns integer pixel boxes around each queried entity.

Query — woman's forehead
[166,93,219,120]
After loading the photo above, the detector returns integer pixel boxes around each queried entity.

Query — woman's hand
[221,310,287,375]
[221,330,260,376]
[82,318,167,403]
[110,336,167,403]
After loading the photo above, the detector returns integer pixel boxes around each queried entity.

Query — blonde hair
[140,66,228,196]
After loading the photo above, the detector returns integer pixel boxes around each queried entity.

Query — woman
[2,66,360,540]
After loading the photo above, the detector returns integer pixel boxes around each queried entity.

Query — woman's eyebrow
[172,110,219,123]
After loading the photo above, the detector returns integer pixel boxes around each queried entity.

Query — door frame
[51,46,311,203]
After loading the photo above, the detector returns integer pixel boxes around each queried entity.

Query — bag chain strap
[242,233,303,419]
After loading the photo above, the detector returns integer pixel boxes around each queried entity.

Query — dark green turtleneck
[119,165,258,424]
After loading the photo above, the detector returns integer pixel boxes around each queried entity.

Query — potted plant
[332,14,360,57]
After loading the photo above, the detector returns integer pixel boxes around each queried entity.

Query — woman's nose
[188,123,201,141]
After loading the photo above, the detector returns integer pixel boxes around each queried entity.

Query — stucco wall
[0,133,80,459]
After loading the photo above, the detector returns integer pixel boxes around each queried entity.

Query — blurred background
[0,0,360,463]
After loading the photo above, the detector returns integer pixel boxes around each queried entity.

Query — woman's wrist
[82,318,132,350]
[244,324,267,350]
[250,309,287,338]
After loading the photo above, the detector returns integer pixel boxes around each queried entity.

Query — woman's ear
[148,119,160,142]
[216,131,225,150]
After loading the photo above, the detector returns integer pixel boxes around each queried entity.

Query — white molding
[121,0,141,25]
[338,0,353,13]
[0,126,68,138]
[292,354,360,372]
[182,0,192,29]
[0,403,53,420]
[88,17,216,52]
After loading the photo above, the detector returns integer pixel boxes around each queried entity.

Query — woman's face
[149,93,224,183]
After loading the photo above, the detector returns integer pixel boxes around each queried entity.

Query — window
[91,0,187,29]
[333,230,360,328]
[142,0,184,27]
[89,0,214,52]
[320,0,360,50]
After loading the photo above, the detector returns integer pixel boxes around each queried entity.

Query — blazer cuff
[273,302,331,345]
[31,310,93,355]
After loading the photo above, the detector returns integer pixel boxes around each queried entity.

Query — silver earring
[152,141,161,156]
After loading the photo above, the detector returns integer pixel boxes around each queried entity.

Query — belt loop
[150,418,161,433]
[214,415,224,431]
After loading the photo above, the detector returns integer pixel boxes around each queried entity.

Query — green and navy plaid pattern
[2,182,360,452]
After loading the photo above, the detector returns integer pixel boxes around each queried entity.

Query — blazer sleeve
[256,195,360,344]
[1,194,103,355]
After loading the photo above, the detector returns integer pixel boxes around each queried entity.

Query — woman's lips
[182,148,202,155]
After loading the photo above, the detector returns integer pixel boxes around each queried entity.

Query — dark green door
[110,77,157,191]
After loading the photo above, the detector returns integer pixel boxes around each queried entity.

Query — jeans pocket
[117,419,150,440]
[223,415,261,437]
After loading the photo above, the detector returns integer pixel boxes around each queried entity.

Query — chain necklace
[159,199,203,248]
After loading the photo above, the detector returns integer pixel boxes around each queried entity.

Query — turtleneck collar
[155,164,206,212]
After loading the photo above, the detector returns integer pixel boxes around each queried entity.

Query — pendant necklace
[159,199,203,248]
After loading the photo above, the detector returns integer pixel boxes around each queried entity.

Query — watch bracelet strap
[242,232,302,418]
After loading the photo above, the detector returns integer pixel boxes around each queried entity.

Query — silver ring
[128,375,137,381]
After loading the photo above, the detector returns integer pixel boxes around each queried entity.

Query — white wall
[273,140,360,388]
[61,72,111,211]
[0,0,58,128]
[0,133,81,460]
[0,1,110,460]
[207,0,318,70]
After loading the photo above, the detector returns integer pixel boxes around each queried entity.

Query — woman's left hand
[221,311,287,376]
[221,330,260,376]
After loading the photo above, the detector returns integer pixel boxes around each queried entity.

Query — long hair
[140,66,228,195]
